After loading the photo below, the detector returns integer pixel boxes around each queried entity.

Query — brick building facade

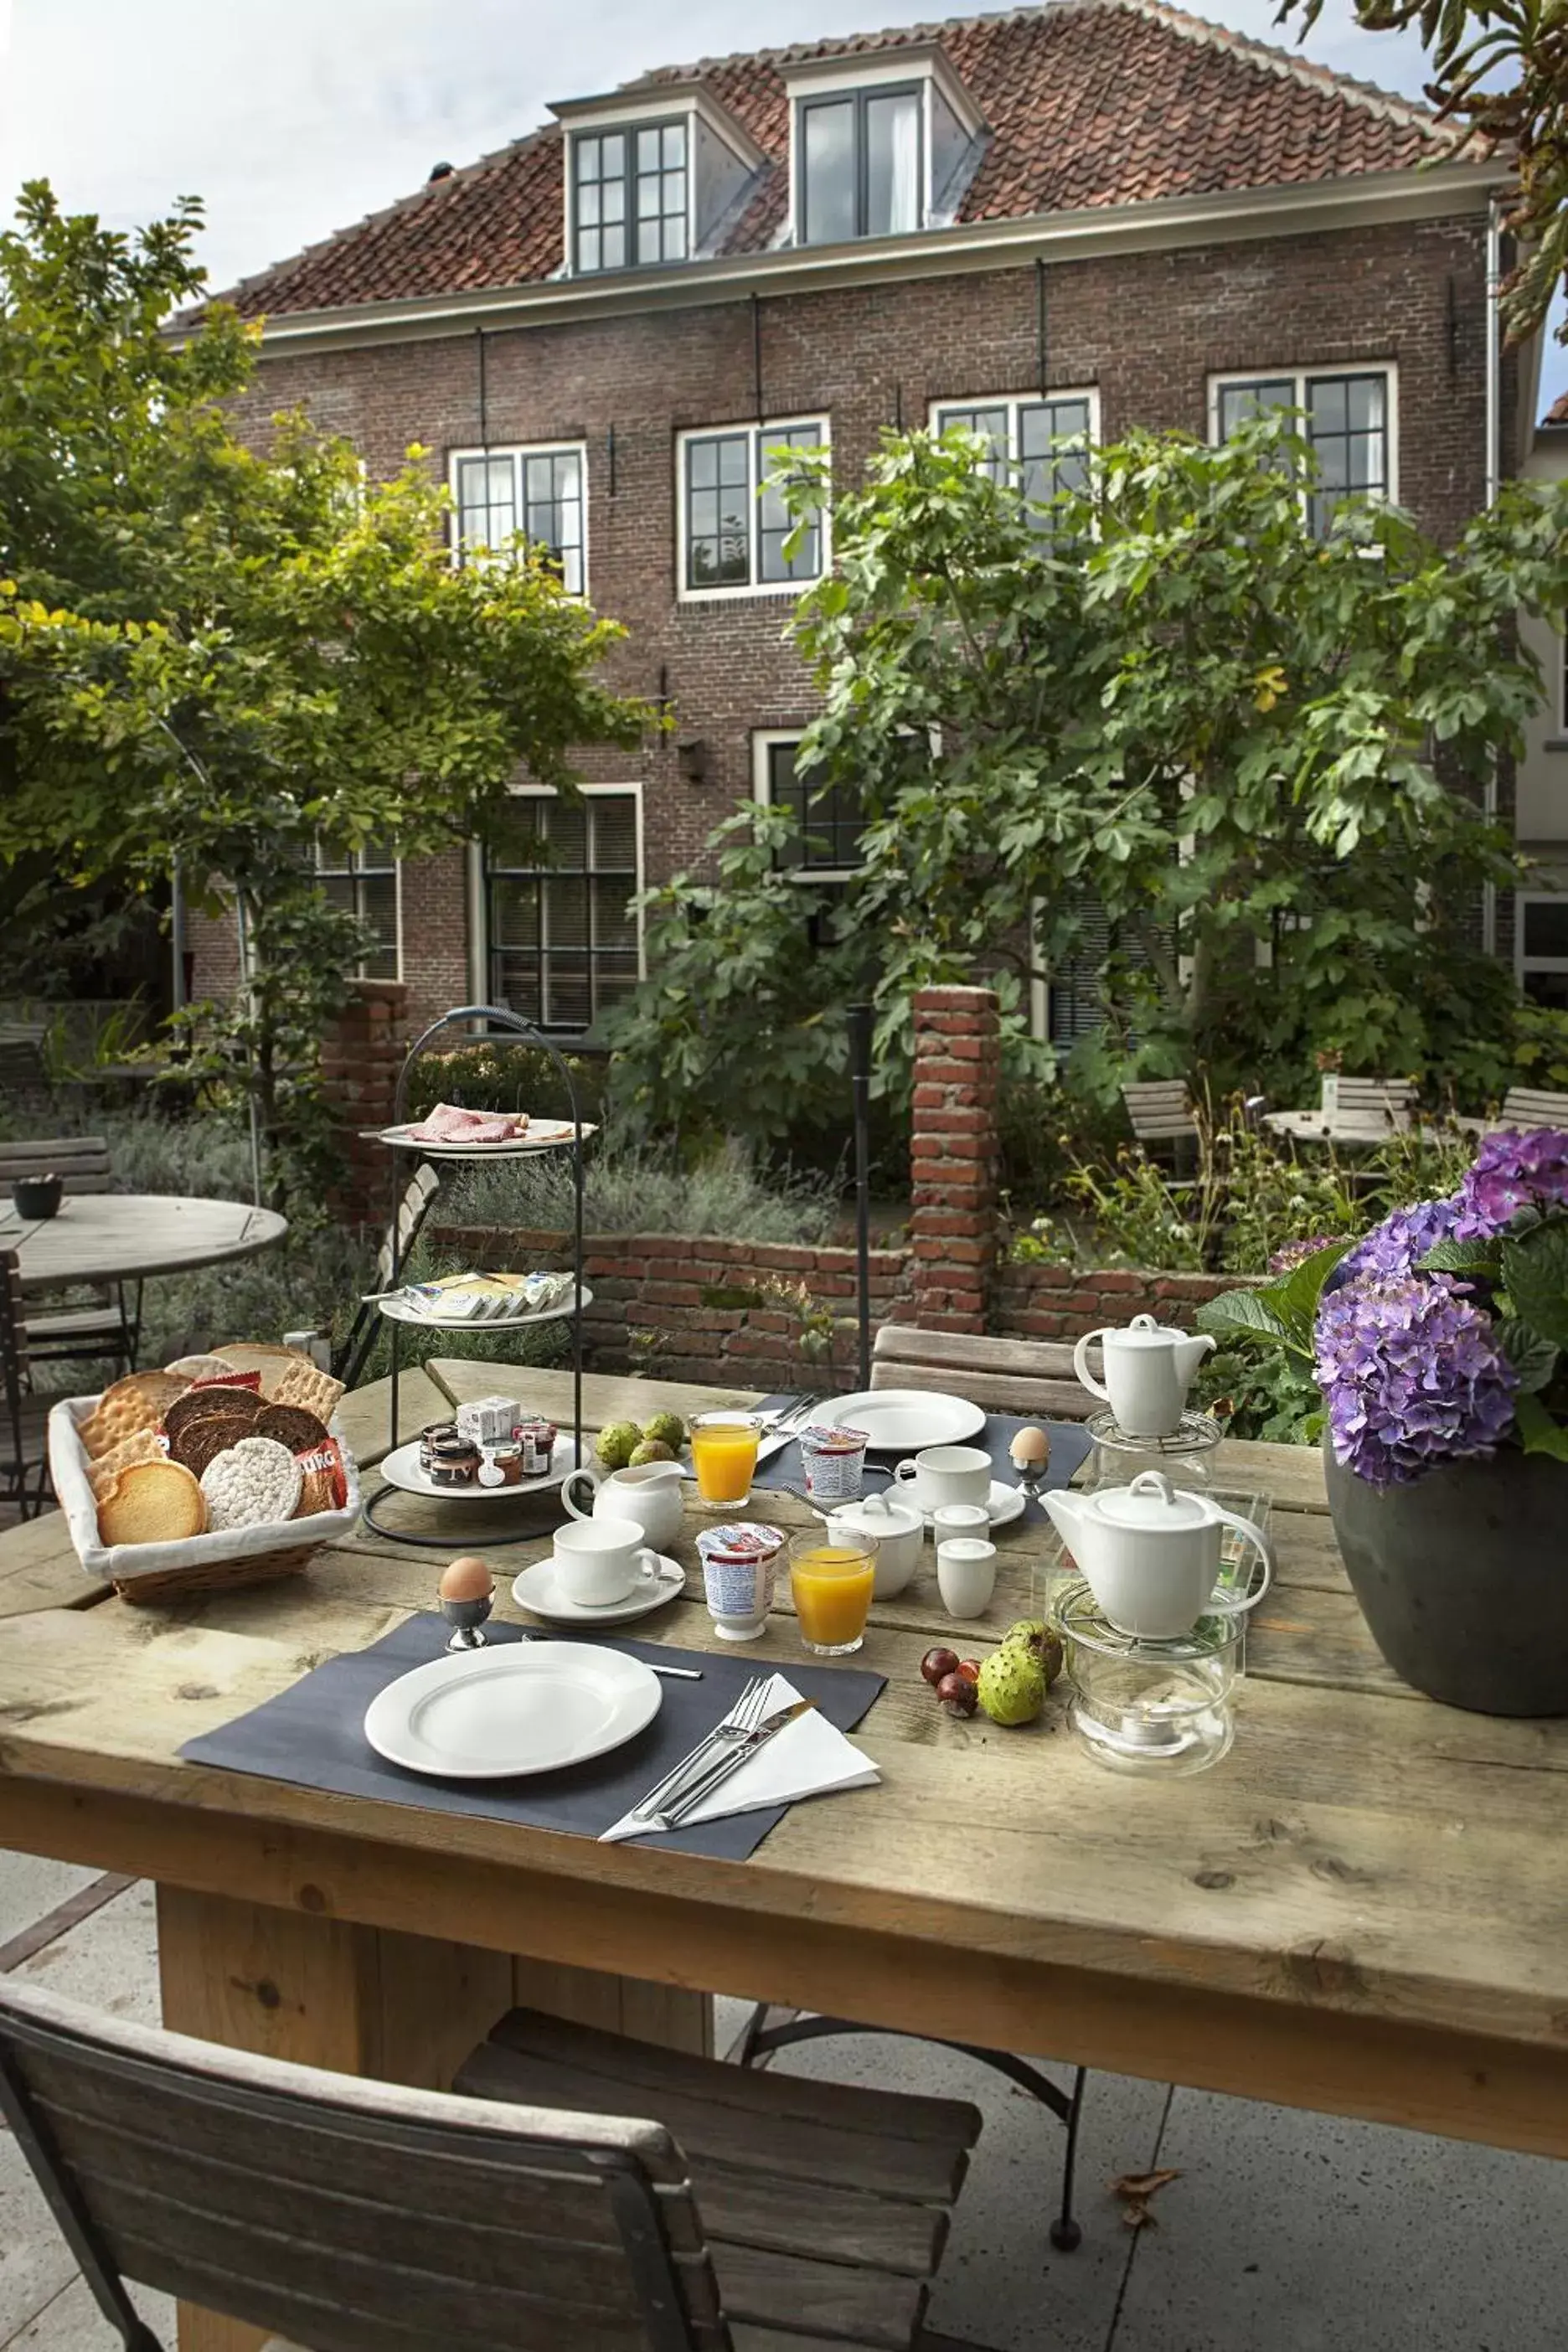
[193,0,1522,1036]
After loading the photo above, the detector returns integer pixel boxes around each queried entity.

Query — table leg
[156,1885,709,2350]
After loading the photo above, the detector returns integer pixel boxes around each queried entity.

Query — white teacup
[894,1444,992,1513]
[551,1515,663,1608]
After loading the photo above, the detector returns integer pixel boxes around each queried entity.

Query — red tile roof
[1545,392,1568,428]
[220,0,1457,321]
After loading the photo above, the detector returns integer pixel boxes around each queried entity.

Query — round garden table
[4,1194,288,1289]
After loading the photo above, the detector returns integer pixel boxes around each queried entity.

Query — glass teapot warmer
[1086,1406,1224,1492]
[1051,1576,1244,1777]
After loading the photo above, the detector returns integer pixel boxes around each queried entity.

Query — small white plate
[378,1284,591,1331]
[364,1641,661,1778]
[917,1478,1026,1532]
[374,1121,596,1158]
[812,1389,987,1452]
[379,1431,581,1502]
[512,1553,687,1625]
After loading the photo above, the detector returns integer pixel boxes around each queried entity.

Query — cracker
[200,1435,303,1531]
[255,1404,331,1454]
[86,1429,165,1501]
[269,1362,344,1421]
[213,1344,311,1399]
[80,1373,191,1460]
[96,1459,207,1547]
[164,1385,263,1441]
[292,1465,336,1518]
[168,1414,257,1479]
[164,1353,245,1384]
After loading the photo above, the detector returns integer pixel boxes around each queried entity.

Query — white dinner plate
[374,1121,596,1158]
[378,1284,591,1331]
[916,1479,1026,1532]
[512,1553,687,1626]
[379,1431,581,1502]
[811,1389,987,1452]
[364,1640,661,1779]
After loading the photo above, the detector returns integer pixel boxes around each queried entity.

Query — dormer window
[553,83,764,276]
[787,45,984,247]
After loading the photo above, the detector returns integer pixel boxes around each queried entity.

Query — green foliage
[0,183,651,1214]
[609,417,1568,1139]
[1059,1151,1207,1271]
[1194,1342,1325,1444]
[404,1043,608,1127]
[1277,0,1568,348]
[435,1132,840,1246]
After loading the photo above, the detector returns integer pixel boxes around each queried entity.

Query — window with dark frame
[316,844,398,981]
[765,738,866,874]
[485,794,640,1034]
[574,120,687,273]
[454,446,585,594]
[798,84,922,244]
[682,421,824,592]
[1216,370,1391,539]
[936,396,1094,515]
[1520,896,1568,1014]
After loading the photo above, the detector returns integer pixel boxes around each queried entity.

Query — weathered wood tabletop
[2,1362,1565,2349]
[11,1193,289,1287]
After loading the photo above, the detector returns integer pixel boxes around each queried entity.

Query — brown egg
[440,1554,494,1603]
[1008,1424,1051,1469]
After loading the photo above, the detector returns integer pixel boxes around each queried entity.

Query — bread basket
[49,1395,363,1603]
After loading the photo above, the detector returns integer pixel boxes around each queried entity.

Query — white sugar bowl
[827,1489,924,1598]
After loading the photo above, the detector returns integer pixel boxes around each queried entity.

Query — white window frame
[1517,887,1568,1005]
[314,843,401,983]
[752,729,864,883]
[928,388,1101,508]
[1208,364,1400,529]
[477,781,646,1036]
[447,441,590,599]
[676,415,831,603]
[784,48,985,245]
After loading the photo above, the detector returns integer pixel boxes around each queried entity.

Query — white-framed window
[316,844,400,981]
[1210,366,1397,538]
[931,389,1098,513]
[1518,890,1568,1014]
[450,442,587,596]
[677,416,828,600]
[482,786,643,1034]
[753,730,866,880]
[787,49,983,246]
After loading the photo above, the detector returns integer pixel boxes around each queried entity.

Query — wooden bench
[0,1973,988,2352]
[872,1323,1096,1420]
[1319,1075,1416,1132]
[1498,1086,1568,1131]
[336,1159,441,1388]
[0,1134,135,1369]
[1119,1081,1198,1146]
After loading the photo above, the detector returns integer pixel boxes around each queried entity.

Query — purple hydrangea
[1314,1274,1517,1488]
[1268,1233,1350,1275]
[1452,1127,1568,1240]
[1329,1196,1463,1288]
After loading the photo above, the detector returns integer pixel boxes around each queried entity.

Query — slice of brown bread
[97,1460,207,1547]
[164,1385,263,1441]
[255,1404,331,1455]
[168,1414,256,1479]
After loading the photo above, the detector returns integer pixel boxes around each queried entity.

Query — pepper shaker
[438,1555,494,1650]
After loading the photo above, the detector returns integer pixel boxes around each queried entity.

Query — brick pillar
[909,984,1000,1333]
[321,980,410,1224]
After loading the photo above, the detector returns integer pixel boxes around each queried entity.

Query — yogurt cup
[695,1521,786,1642]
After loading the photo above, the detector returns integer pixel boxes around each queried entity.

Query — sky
[0,0,1562,418]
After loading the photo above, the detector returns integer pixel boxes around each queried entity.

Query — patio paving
[2,1848,1564,2349]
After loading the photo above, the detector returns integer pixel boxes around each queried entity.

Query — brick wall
[319,980,409,1222]
[909,984,999,1333]
[995,1261,1242,1341]
[204,208,1493,1023]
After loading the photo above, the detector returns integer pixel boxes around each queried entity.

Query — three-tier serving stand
[359,1003,590,1550]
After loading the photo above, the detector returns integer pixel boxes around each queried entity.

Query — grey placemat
[179,1616,885,1860]
[750,1397,1091,1519]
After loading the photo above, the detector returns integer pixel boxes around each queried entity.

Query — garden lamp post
[847,1001,874,1390]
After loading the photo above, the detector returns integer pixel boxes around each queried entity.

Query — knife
[647,1696,818,1832]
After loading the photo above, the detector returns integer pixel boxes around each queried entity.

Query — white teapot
[1042,1472,1272,1642]
[560,1459,685,1554]
[1072,1313,1215,1438]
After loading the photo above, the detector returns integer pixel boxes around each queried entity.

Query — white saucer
[917,1479,1026,1531]
[512,1552,687,1626]
[379,1432,580,1502]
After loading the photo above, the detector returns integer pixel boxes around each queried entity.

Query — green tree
[1277,0,1567,347]
[609,420,1568,1132]
[0,183,649,1199]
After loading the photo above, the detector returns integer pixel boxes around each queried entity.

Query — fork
[629,1674,771,1823]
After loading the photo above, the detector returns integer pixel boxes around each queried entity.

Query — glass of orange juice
[788,1531,878,1656]
[689,1412,761,1509]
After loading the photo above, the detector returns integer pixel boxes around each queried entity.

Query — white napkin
[599,1671,878,1842]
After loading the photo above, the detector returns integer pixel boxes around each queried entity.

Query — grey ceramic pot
[1323,1436,1568,1715]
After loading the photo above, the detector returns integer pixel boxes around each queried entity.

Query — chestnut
[921,1645,962,1688]
[936,1670,977,1718]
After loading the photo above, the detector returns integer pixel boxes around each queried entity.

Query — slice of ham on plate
[406,1102,527,1145]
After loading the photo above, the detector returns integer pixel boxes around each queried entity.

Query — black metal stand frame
[360,1004,585,1550]
[732,2005,1087,2252]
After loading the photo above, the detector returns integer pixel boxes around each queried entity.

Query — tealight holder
[1085,1407,1224,1492]
[1051,1576,1242,1776]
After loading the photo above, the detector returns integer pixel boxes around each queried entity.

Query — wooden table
[3,1364,1568,2350]
[1262,1108,1488,1146]
[8,1194,288,1288]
